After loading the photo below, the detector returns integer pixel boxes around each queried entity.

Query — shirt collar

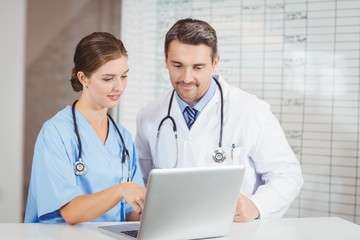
[175,77,217,113]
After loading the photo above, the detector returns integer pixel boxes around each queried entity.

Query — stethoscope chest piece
[213,149,226,163]
[74,159,87,176]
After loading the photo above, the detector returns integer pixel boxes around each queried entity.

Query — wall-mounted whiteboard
[120,0,360,224]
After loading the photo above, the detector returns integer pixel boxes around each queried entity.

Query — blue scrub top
[24,106,144,223]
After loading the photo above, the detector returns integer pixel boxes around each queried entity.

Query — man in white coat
[136,18,303,222]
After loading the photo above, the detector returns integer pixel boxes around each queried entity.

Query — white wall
[0,0,26,222]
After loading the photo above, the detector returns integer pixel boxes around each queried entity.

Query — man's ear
[164,53,169,69]
[212,54,220,68]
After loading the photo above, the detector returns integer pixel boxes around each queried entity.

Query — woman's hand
[59,182,146,224]
[119,182,146,215]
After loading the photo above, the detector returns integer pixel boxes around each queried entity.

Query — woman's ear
[77,71,88,88]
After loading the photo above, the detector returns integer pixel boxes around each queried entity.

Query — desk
[0,217,359,240]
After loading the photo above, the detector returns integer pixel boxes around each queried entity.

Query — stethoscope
[71,100,131,182]
[155,78,226,168]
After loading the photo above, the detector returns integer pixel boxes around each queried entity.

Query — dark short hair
[70,32,128,92]
[164,18,218,61]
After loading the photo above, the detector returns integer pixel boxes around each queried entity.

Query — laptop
[98,165,245,240]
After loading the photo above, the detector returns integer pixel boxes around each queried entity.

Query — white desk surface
[0,217,359,240]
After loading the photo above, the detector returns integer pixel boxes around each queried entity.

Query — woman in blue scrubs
[24,32,146,224]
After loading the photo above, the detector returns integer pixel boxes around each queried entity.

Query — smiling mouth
[108,94,120,100]
[178,82,195,89]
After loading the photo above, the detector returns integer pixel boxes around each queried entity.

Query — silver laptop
[98,165,245,240]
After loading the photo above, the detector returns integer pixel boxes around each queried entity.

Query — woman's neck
[75,98,109,144]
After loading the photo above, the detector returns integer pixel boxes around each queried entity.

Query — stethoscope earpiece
[213,149,226,163]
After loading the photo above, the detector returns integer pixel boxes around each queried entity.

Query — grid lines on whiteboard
[120,0,360,224]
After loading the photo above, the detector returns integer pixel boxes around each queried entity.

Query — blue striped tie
[184,106,198,129]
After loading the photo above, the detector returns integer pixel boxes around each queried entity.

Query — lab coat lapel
[190,93,219,133]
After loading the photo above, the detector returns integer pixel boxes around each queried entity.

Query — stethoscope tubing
[71,100,130,180]
[156,77,225,167]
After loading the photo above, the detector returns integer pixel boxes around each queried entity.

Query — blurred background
[0,0,121,222]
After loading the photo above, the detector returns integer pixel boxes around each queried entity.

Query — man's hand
[233,194,260,222]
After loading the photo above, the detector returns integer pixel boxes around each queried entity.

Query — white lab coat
[136,74,303,219]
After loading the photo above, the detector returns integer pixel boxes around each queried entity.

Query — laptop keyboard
[122,230,139,238]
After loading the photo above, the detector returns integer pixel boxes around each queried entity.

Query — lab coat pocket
[224,145,245,166]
